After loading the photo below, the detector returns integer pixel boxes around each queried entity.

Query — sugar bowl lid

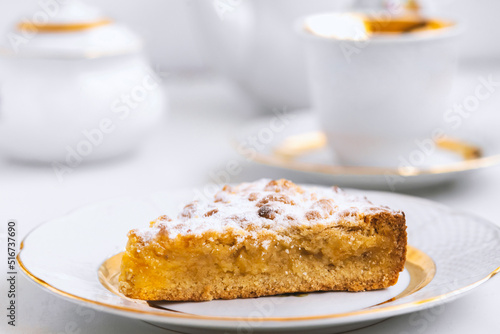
[0,0,143,58]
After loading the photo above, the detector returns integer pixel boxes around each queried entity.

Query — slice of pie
[119,179,407,301]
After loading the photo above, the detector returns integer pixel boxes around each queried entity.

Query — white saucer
[233,112,500,190]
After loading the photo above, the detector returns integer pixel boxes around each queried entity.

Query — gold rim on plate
[17,215,500,323]
[98,246,435,315]
[20,244,490,323]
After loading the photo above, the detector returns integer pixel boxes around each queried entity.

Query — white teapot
[0,1,166,164]
[192,0,354,112]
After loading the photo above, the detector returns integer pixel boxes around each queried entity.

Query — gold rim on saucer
[240,131,500,177]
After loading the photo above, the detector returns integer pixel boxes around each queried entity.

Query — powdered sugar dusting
[135,179,400,241]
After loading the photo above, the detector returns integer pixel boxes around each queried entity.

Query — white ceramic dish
[191,0,354,111]
[18,186,500,333]
[0,0,166,163]
[233,112,500,190]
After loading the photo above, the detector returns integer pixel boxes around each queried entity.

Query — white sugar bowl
[0,1,166,164]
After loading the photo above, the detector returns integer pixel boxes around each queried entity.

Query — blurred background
[0,0,498,202]
[0,0,498,194]
[3,0,500,72]
[0,0,204,71]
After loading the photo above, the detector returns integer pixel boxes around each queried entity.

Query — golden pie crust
[119,179,407,301]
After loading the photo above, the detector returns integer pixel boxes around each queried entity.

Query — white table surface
[1,65,500,334]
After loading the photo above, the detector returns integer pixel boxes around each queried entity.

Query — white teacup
[298,12,461,167]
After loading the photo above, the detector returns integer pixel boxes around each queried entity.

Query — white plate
[233,112,500,190]
[18,187,500,333]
